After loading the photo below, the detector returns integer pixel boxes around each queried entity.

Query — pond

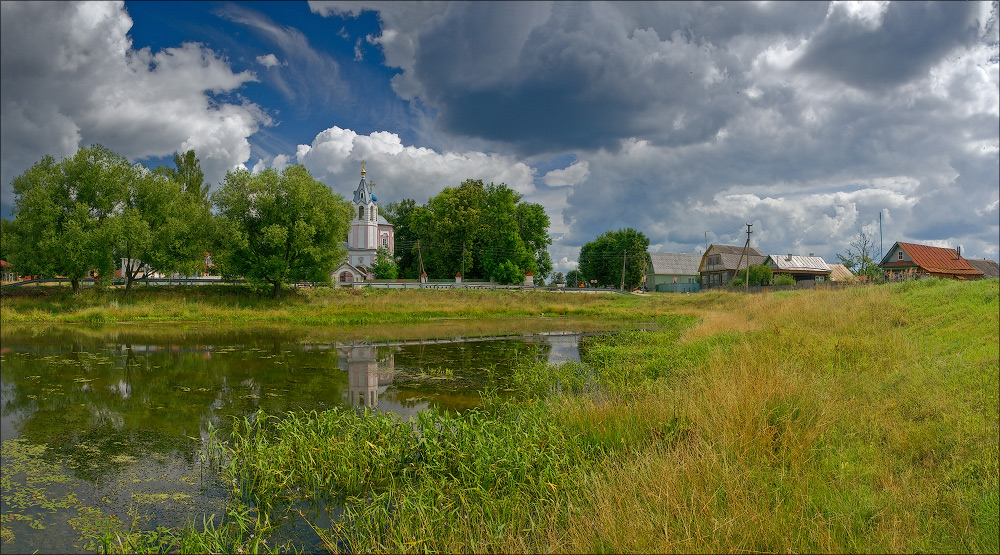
[0,319,643,553]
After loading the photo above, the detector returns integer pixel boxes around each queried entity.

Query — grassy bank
[1,285,667,326]
[22,279,998,553]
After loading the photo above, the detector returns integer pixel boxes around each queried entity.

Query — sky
[1,1,998,270]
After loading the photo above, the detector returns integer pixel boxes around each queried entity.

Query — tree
[7,146,130,292]
[735,263,773,286]
[381,199,420,278]
[837,227,883,282]
[410,179,552,284]
[212,165,352,299]
[514,200,553,280]
[159,150,208,201]
[369,246,398,279]
[578,228,649,289]
[553,271,565,285]
[565,269,583,287]
[111,167,214,293]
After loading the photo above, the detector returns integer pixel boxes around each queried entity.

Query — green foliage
[837,227,883,282]
[492,259,524,285]
[157,150,208,201]
[579,228,649,289]
[369,246,398,279]
[381,198,420,278]
[212,166,351,299]
[773,274,796,286]
[111,168,213,293]
[7,146,131,292]
[735,263,773,286]
[565,269,583,287]
[409,180,551,283]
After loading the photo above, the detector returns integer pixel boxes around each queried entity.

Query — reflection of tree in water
[1,332,347,482]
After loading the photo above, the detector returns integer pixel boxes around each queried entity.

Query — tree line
[1,146,564,298]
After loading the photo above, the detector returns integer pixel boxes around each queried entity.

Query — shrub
[773,274,795,286]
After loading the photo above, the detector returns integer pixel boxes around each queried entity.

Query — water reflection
[343,345,394,412]
[0,326,608,554]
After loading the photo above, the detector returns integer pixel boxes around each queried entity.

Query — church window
[359,206,365,220]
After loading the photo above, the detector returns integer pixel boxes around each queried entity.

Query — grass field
[5,279,997,553]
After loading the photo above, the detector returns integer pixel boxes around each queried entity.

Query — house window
[898,251,903,261]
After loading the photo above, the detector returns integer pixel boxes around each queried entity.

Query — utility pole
[620,249,627,291]
[735,223,752,292]
[417,239,425,278]
[879,211,883,262]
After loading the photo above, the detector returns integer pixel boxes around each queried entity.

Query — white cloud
[0,1,271,199]
[295,126,536,205]
[543,161,590,188]
[256,53,281,68]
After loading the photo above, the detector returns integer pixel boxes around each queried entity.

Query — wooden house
[645,252,702,292]
[879,242,983,280]
[699,244,765,289]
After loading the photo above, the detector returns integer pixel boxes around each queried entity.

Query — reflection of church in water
[339,345,394,410]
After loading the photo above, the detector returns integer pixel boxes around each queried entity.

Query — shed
[827,263,854,282]
[764,254,832,282]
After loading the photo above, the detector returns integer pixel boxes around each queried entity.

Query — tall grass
[553,279,998,553]
[1,285,659,326]
[81,279,998,553]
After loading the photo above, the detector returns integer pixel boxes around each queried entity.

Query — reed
[80,278,998,553]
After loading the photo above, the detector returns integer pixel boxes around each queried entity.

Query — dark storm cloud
[408,2,751,154]
[794,2,983,91]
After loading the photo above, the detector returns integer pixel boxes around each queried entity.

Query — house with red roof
[879,242,984,281]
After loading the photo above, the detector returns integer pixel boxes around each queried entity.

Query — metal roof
[647,252,702,276]
[882,242,982,276]
[699,244,766,272]
[827,263,854,281]
[765,254,831,273]
[967,259,999,279]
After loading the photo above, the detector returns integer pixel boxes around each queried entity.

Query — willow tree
[7,146,129,292]
[212,165,351,299]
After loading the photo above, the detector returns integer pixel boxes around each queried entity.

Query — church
[332,162,395,285]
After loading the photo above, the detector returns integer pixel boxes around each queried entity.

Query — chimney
[786,254,792,261]
[956,246,961,259]
[809,253,814,257]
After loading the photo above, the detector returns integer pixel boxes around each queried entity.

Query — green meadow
[2,279,997,553]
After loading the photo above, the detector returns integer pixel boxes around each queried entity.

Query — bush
[773,274,796,286]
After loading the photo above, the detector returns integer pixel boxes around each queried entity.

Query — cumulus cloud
[792,1,982,91]
[256,53,281,68]
[305,0,998,266]
[0,0,271,205]
[295,126,536,205]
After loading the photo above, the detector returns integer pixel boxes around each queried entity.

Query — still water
[0,321,623,553]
